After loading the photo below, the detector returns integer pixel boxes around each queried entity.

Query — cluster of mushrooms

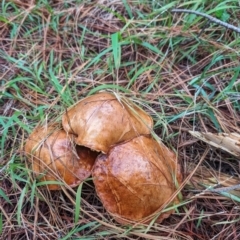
[25,92,182,224]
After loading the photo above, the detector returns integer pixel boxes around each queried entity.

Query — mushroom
[62,92,153,153]
[92,135,182,224]
[25,124,98,190]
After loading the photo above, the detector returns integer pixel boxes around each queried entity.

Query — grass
[1,0,240,239]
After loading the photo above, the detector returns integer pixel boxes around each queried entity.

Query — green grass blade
[122,0,133,18]
[111,32,121,70]
[60,222,99,240]
[74,183,83,225]
[87,84,130,95]
[17,184,28,225]
[0,188,12,205]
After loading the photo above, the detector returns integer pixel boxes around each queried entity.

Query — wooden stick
[171,8,240,34]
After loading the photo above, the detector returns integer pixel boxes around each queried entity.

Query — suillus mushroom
[92,135,182,224]
[25,124,98,190]
[62,92,153,153]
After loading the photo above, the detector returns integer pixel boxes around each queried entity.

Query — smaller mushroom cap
[92,135,182,224]
[25,124,98,190]
[62,92,153,153]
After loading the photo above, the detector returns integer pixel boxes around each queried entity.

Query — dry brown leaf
[189,131,240,157]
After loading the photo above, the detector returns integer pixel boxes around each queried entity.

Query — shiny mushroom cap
[25,124,98,190]
[92,135,182,224]
[62,92,153,153]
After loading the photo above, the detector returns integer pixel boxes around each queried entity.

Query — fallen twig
[171,8,240,34]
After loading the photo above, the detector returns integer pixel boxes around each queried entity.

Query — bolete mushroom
[62,92,153,153]
[25,124,98,190]
[92,135,182,224]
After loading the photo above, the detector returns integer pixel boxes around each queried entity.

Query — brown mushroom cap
[25,124,98,190]
[62,92,153,153]
[92,135,182,224]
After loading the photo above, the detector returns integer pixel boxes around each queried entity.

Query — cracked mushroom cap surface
[25,124,98,190]
[92,135,182,224]
[62,92,153,153]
